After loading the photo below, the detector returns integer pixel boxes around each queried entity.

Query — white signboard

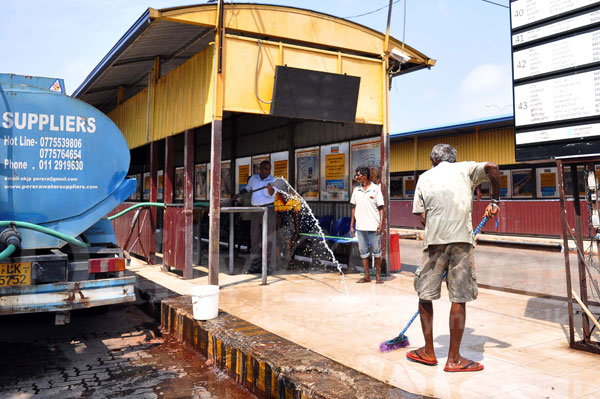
[514,69,600,127]
[513,10,600,46]
[513,30,600,80]
[516,122,600,145]
[511,0,600,29]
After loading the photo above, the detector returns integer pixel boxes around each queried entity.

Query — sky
[0,0,512,134]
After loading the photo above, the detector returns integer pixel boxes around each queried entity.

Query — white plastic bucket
[191,285,219,320]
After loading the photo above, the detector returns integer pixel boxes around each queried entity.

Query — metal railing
[196,205,271,285]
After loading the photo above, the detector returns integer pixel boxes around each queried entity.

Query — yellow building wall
[223,35,384,124]
[390,128,516,172]
[153,48,214,142]
[479,128,516,165]
[109,47,214,149]
[108,89,148,150]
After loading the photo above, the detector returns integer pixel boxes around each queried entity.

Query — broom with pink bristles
[379,215,490,352]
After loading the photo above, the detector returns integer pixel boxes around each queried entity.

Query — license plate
[0,262,32,287]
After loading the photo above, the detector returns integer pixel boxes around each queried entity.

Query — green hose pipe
[0,244,16,261]
[0,221,89,248]
[107,202,165,220]
[299,233,357,241]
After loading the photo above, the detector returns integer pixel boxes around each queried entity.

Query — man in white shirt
[408,143,499,373]
[350,167,385,284]
[245,161,276,274]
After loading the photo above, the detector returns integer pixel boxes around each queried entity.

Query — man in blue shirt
[246,161,276,274]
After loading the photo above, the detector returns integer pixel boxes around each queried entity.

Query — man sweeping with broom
[406,144,499,372]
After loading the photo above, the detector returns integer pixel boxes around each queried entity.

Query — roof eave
[73,8,157,98]
[391,115,515,140]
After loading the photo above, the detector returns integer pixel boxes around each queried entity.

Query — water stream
[274,178,349,295]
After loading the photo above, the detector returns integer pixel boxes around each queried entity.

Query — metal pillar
[381,1,392,276]
[209,120,222,286]
[557,158,600,354]
[163,136,175,272]
[557,161,575,345]
[149,141,158,265]
[571,164,591,340]
[208,0,225,286]
[184,130,194,279]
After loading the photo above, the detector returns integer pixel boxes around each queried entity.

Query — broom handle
[394,215,490,340]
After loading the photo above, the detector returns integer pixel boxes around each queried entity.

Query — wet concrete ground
[130,237,600,398]
[0,306,257,399]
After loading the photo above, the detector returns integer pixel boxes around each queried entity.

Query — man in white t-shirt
[350,167,385,284]
[408,143,499,373]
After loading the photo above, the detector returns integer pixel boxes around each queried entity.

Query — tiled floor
[129,255,600,398]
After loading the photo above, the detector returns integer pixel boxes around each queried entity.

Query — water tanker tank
[0,74,136,249]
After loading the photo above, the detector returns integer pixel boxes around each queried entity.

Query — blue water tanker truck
[0,74,137,324]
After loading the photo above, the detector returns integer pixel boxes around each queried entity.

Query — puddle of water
[144,334,258,399]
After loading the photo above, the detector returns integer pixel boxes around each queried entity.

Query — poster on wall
[127,176,137,201]
[271,151,289,181]
[174,167,184,201]
[296,147,319,201]
[236,157,251,192]
[195,164,207,200]
[390,176,402,199]
[252,154,270,175]
[143,173,150,200]
[157,170,164,201]
[350,138,381,186]
[133,174,141,200]
[476,181,490,199]
[562,166,585,197]
[403,176,415,199]
[499,170,511,198]
[320,142,349,201]
[221,160,232,199]
[511,169,533,198]
[536,167,558,198]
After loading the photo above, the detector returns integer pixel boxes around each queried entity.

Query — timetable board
[511,0,600,161]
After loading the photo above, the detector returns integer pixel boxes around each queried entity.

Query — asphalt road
[398,238,600,301]
[0,305,256,399]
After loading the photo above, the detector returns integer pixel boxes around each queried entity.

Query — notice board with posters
[511,0,600,161]
[350,138,381,187]
[235,157,251,193]
[320,142,349,201]
[195,164,207,200]
[271,151,289,181]
[296,147,319,201]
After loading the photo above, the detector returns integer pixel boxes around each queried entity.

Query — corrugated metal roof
[391,115,514,140]
[74,9,212,112]
[74,3,434,114]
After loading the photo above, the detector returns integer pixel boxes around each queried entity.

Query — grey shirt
[413,161,488,248]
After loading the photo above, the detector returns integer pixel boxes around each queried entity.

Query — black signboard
[270,66,360,123]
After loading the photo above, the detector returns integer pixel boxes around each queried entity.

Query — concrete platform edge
[161,296,433,399]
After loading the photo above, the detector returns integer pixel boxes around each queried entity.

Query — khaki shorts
[414,243,478,303]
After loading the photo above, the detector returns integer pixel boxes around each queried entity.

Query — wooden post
[184,130,195,279]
